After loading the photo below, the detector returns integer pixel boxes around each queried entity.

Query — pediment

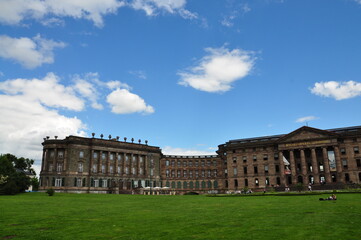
[277,126,338,143]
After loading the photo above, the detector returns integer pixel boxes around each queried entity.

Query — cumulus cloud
[178,46,255,93]
[107,88,154,114]
[0,0,125,27]
[0,34,66,69]
[295,116,319,123]
[0,74,87,174]
[162,146,216,156]
[129,0,197,19]
[310,81,361,100]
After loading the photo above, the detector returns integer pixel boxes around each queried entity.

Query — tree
[0,154,36,195]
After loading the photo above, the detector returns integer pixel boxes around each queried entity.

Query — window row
[165,180,219,189]
[165,169,218,178]
[165,159,218,167]
[232,153,279,163]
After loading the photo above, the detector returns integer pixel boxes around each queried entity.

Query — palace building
[39,125,361,194]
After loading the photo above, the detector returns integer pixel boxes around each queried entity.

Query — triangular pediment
[277,126,338,143]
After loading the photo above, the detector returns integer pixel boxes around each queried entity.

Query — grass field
[1,193,361,240]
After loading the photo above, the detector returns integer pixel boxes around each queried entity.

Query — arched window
[308,175,314,184]
[195,181,200,189]
[201,181,206,189]
[189,181,194,189]
[234,179,238,188]
[276,177,280,185]
[345,173,350,182]
[183,181,188,189]
[177,181,182,189]
[207,181,212,189]
[332,174,337,183]
[166,181,170,187]
[265,178,269,186]
[214,181,218,188]
[255,178,259,186]
[171,181,176,188]
[225,180,228,188]
[244,179,248,187]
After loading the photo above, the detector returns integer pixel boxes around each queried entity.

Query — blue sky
[1,0,361,174]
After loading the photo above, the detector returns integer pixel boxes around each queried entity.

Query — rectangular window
[207,170,211,177]
[139,168,143,175]
[94,179,99,188]
[132,156,136,162]
[233,168,237,176]
[132,167,136,175]
[103,179,108,188]
[195,161,199,167]
[110,166,113,174]
[166,169,170,177]
[49,163,53,172]
[201,170,205,177]
[165,160,170,166]
[243,156,247,162]
[189,170,193,178]
[110,154,114,160]
[93,152,98,159]
[102,165,106,173]
[183,161,187,167]
[233,157,237,163]
[177,170,181,178]
[213,160,217,166]
[117,166,121,174]
[177,161,181,167]
[254,166,258,174]
[213,169,217,177]
[117,154,121,161]
[195,170,199,178]
[77,178,82,187]
[263,154,268,161]
[340,148,346,155]
[50,151,54,157]
[243,167,247,174]
[189,161,193,167]
[274,153,279,160]
[57,163,62,172]
[78,162,83,173]
[58,151,64,159]
[253,155,257,161]
[342,159,348,168]
[171,160,175,167]
[201,160,205,167]
[171,170,175,177]
[150,168,154,177]
[264,165,269,173]
[357,159,361,167]
[126,155,129,162]
[79,151,84,158]
[55,178,62,187]
[275,165,280,173]
[354,147,360,154]
[92,164,97,173]
[207,160,211,166]
[140,156,143,163]
[184,170,187,178]
[102,153,106,160]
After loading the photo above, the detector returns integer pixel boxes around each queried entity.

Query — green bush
[46,188,55,196]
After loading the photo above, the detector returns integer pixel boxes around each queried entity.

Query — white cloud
[0,0,125,27]
[162,146,216,156]
[0,74,87,175]
[0,73,84,111]
[0,34,66,69]
[295,116,319,123]
[178,46,255,93]
[129,0,197,19]
[310,81,361,100]
[129,70,147,80]
[107,88,154,114]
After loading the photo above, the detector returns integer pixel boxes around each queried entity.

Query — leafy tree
[0,154,36,195]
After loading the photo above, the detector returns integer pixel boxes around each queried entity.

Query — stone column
[53,149,57,172]
[311,148,320,183]
[90,150,94,174]
[115,153,119,175]
[279,151,286,185]
[289,150,297,183]
[300,149,308,183]
[107,152,111,174]
[98,151,102,173]
[334,146,343,182]
[63,148,67,171]
[41,149,47,171]
[322,147,331,183]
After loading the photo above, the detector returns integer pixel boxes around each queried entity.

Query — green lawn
[1,193,361,240]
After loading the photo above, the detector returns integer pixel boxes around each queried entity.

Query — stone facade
[39,125,361,194]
